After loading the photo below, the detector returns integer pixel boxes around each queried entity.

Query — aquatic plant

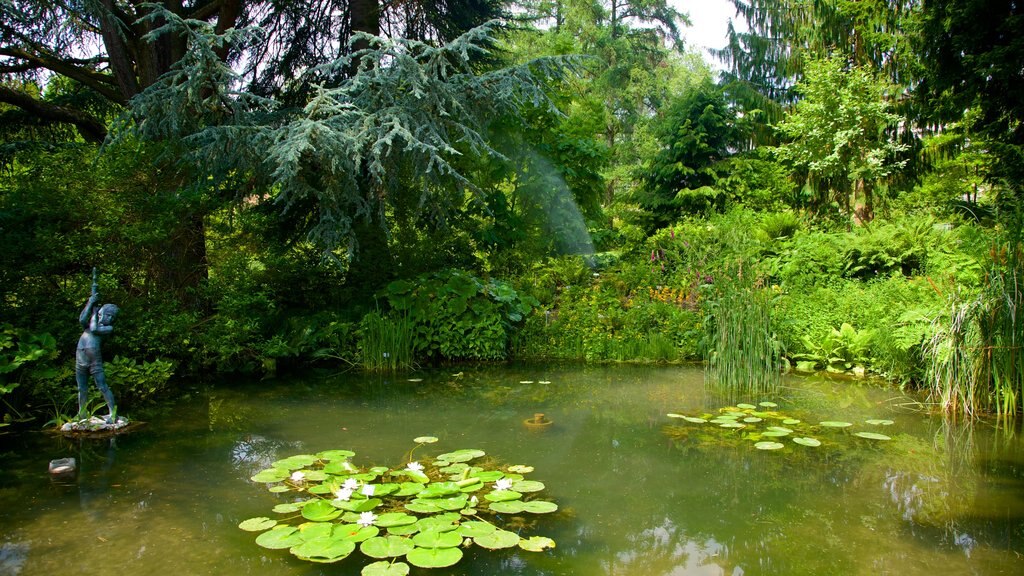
[704,263,781,397]
[359,311,415,371]
[666,402,895,450]
[924,238,1022,417]
[240,438,557,573]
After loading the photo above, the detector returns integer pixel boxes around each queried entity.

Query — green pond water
[1,364,1023,575]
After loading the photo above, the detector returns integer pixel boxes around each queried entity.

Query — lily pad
[519,536,556,552]
[736,403,757,409]
[507,465,534,474]
[299,522,334,540]
[439,463,468,475]
[386,524,421,536]
[268,486,291,493]
[435,449,485,463]
[760,430,791,437]
[413,530,463,549]
[362,560,410,576]
[405,500,442,514]
[255,526,304,549]
[473,529,520,549]
[512,480,545,493]
[302,500,343,522]
[854,432,891,441]
[336,524,380,542]
[719,422,745,429]
[782,419,802,425]
[521,500,559,514]
[272,502,306,514]
[415,515,459,532]
[668,414,708,423]
[487,500,525,513]
[484,490,522,502]
[469,470,504,482]
[418,482,460,498]
[290,536,356,563]
[759,401,779,408]
[239,517,277,532]
[743,417,763,423]
[754,441,785,450]
[413,436,438,444]
[766,426,794,434]
[865,419,894,426]
[360,535,417,559]
[374,513,418,528]
[251,468,289,483]
[335,498,383,513]
[273,455,318,470]
[316,449,355,461]
[406,546,463,568]
[433,495,469,511]
[819,421,853,427]
[792,437,821,447]
[458,521,496,538]
[394,483,424,497]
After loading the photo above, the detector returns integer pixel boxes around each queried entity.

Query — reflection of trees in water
[0,540,29,575]
[229,434,304,479]
[602,517,732,576]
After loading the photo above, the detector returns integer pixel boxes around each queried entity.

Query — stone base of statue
[60,415,132,436]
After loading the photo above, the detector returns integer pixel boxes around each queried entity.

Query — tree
[517,0,689,203]
[118,12,570,267]
[773,56,907,222]
[0,1,512,302]
[637,79,746,227]
[0,1,505,140]
[716,0,919,103]
[916,0,1024,210]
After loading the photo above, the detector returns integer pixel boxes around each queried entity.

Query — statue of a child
[76,269,119,423]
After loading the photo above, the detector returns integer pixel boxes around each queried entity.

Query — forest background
[1,0,1021,425]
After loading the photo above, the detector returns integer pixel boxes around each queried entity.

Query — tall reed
[704,263,781,399]
[925,237,1022,417]
[359,311,414,371]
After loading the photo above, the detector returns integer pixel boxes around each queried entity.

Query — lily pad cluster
[240,438,557,575]
[667,402,896,451]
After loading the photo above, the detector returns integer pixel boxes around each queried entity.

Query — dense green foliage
[1,0,1021,422]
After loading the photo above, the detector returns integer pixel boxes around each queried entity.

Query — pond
[1,364,1022,575]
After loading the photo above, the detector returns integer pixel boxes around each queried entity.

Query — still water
[1,364,1022,575]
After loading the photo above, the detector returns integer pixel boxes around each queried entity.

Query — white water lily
[334,487,353,501]
[290,471,305,482]
[357,511,377,527]
[469,495,478,506]
[494,478,513,491]
[406,461,424,472]
[361,484,376,497]
[342,478,359,491]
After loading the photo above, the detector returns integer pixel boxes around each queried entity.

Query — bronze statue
[76,268,118,423]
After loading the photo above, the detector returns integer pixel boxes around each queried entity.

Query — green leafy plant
[382,270,538,362]
[241,438,557,572]
[0,324,59,423]
[792,323,875,373]
[104,356,175,407]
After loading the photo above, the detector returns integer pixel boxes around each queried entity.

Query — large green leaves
[242,442,557,572]
[406,546,463,568]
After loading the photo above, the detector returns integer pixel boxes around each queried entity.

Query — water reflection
[0,365,1022,575]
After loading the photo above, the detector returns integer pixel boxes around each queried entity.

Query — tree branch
[0,46,123,102]
[0,85,107,143]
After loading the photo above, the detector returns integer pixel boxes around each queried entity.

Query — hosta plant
[240,437,557,574]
